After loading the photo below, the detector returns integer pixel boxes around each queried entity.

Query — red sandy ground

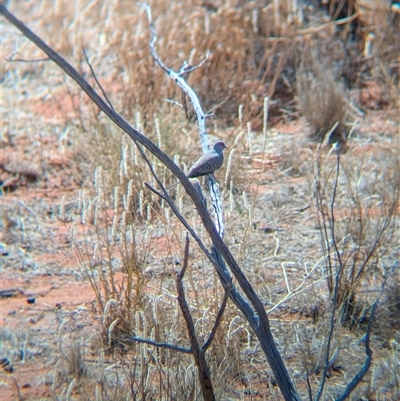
[1,80,399,400]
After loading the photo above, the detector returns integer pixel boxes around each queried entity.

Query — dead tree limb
[176,234,215,401]
[0,5,301,400]
[143,6,301,401]
[143,5,225,238]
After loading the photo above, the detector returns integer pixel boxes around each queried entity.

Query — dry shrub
[6,0,301,124]
[4,0,398,135]
[296,45,347,144]
[73,166,154,342]
[313,146,399,329]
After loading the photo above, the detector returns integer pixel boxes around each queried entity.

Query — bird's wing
[187,152,223,178]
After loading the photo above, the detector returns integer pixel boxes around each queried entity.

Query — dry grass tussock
[2,0,400,400]
[296,46,347,144]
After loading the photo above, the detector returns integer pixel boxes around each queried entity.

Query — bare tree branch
[176,234,215,401]
[143,3,225,237]
[315,150,342,401]
[143,4,208,151]
[0,6,301,400]
[202,279,231,352]
[83,49,114,111]
[125,336,192,354]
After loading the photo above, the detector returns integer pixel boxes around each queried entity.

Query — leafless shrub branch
[126,336,191,354]
[336,261,398,401]
[312,134,399,400]
[125,231,230,400]
[202,278,231,352]
[315,150,342,401]
[176,234,215,400]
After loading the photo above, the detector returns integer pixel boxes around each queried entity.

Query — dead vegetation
[296,47,347,144]
[1,0,399,400]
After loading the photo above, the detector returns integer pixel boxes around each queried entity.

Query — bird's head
[212,140,228,153]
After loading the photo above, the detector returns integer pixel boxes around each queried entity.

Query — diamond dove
[186,140,228,178]
[167,140,228,190]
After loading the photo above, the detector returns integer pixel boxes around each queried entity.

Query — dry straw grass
[296,47,347,143]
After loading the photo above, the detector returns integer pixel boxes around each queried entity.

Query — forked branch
[1,5,301,400]
[176,234,215,401]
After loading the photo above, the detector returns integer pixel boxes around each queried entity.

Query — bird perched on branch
[186,140,228,178]
[168,140,228,189]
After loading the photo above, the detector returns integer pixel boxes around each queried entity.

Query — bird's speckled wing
[186,152,223,178]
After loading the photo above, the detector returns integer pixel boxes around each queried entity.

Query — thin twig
[6,55,50,62]
[125,336,191,354]
[178,55,209,77]
[83,48,114,111]
[330,149,343,294]
[315,149,341,401]
[305,366,314,401]
[10,376,23,401]
[266,13,359,42]
[177,233,190,280]
[314,148,334,294]
[202,279,231,352]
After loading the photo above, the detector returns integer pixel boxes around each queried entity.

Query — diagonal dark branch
[0,6,301,400]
